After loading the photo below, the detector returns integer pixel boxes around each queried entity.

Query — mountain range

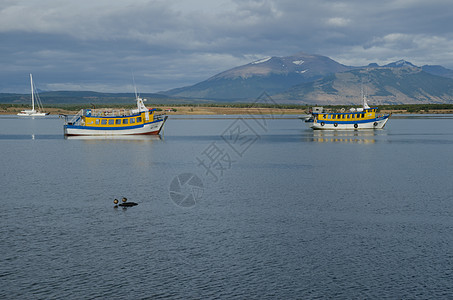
[3,52,453,105]
[163,52,453,105]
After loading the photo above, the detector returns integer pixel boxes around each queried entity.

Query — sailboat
[17,74,49,116]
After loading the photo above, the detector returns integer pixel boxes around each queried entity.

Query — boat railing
[88,108,136,117]
[67,110,84,125]
[154,114,166,121]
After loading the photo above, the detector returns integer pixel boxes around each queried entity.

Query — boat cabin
[67,107,161,128]
[314,108,378,122]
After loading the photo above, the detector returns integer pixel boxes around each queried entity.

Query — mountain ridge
[164,52,352,100]
[276,64,453,105]
[3,52,453,105]
[162,53,453,104]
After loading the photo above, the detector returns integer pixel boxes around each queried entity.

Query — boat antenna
[361,82,370,109]
[132,73,139,100]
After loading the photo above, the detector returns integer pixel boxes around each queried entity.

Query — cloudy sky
[1,0,453,93]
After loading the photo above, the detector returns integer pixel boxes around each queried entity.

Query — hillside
[4,53,453,105]
[422,65,453,79]
[163,55,453,104]
[164,52,352,100]
[276,64,453,105]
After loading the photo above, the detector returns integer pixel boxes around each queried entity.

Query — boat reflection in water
[65,134,162,143]
[308,130,380,144]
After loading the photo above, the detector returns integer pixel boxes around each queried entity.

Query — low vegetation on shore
[1,103,453,115]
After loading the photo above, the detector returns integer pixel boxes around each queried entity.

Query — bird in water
[114,197,138,207]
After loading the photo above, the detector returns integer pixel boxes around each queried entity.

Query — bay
[1,114,452,299]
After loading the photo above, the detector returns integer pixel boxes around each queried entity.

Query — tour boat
[63,95,167,136]
[305,96,390,130]
[17,74,49,117]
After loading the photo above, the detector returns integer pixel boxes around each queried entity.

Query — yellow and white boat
[305,96,390,130]
[63,95,167,136]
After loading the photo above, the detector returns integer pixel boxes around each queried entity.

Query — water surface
[1,114,452,299]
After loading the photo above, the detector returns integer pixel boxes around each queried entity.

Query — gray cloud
[1,0,453,93]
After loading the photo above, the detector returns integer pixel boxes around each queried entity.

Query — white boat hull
[64,118,167,136]
[309,115,389,130]
[17,111,49,117]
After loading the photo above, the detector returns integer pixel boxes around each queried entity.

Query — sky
[1,0,453,93]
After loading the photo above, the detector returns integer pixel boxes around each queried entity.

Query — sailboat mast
[30,74,35,111]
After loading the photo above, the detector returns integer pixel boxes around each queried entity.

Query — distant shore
[1,106,453,115]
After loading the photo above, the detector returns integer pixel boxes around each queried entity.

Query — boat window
[101,119,107,125]
[130,118,135,124]
[95,119,100,125]
[115,119,121,125]
[108,119,114,125]
[123,119,128,124]
[137,117,142,123]
[361,114,365,118]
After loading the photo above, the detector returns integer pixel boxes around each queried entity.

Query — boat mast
[361,85,370,109]
[132,74,148,112]
[30,73,35,111]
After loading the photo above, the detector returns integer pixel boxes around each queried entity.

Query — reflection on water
[65,135,162,143]
[307,130,384,144]
[0,134,62,140]
[391,114,453,119]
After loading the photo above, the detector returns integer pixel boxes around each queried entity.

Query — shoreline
[1,106,453,116]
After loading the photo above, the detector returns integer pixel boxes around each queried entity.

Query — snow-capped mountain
[162,52,453,104]
[164,52,351,100]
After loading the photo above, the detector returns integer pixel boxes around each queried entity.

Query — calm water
[1,114,452,299]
